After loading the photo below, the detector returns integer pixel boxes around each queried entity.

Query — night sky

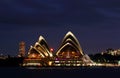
[0,0,120,56]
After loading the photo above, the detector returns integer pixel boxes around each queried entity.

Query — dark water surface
[0,67,120,78]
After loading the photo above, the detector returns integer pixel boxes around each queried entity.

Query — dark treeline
[0,56,24,66]
[89,53,120,64]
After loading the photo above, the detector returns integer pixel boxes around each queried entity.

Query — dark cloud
[0,0,120,55]
[1,0,120,26]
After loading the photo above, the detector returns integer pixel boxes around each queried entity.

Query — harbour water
[0,67,120,78]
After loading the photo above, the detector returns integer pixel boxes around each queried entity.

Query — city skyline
[0,0,120,56]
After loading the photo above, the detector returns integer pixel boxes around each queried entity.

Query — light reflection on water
[25,66,120,70]
[0,67,120,78]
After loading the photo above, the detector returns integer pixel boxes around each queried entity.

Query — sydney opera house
[23,31,94,67]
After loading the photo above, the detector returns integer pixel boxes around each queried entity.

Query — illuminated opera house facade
[23,31,94,67]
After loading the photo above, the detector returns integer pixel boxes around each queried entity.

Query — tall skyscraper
[18,41,25,57]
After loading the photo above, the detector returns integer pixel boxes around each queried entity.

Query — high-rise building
[18,41,25,57]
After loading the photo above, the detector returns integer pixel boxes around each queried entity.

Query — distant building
[101,48,120,56]
[18,41,26,57]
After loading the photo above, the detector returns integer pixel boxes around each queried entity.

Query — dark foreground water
[0,67,120,78]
